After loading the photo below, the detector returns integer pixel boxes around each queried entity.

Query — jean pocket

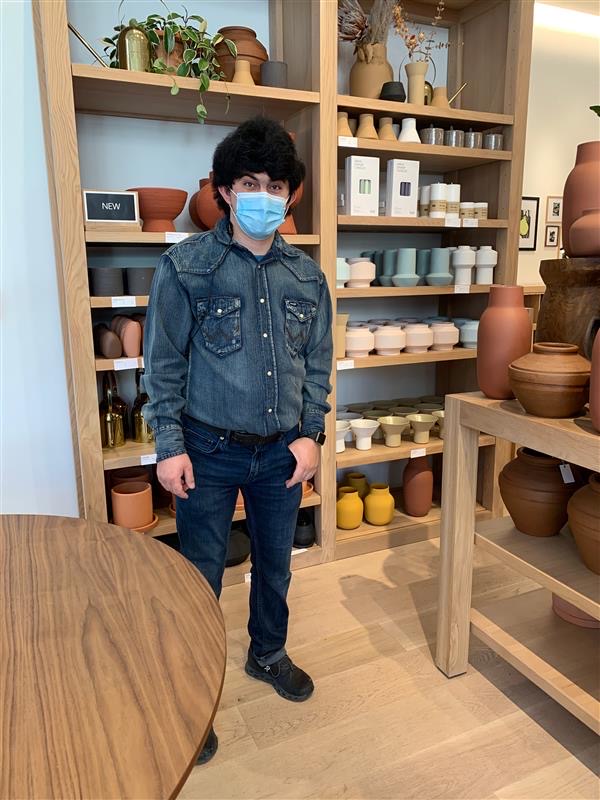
[183,424,223,455]
[196,296,242,357]
[284,298,317,357]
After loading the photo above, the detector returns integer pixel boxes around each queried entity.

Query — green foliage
[102,3,237,122]
[590,105,600,117]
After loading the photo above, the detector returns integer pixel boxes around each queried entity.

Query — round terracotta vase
[402,456,433,517]
[508,342,591,418]
[567,474,600,573]
[349,43,393,99]
[590,330,600,433]
[128,187,187,232]
[336,487,364,530]
[499,448,581,537]
[364,484,395,526]
[562,141,600,257]
[569,209,600,257]
[215,26,267,83]
[477,285,532,399]
[111,481,153,530]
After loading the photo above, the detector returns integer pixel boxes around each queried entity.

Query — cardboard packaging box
[344,155,380,216]
[385,159,420,217]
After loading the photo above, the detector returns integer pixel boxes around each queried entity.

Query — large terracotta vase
[562,141,600,257]
[536,258,600,359]
[477,285,532,399]
[364,484,395,526]
[499,448,582,537]
[215,26,267,83]
[405,60,429,105]
[567,474,600,574]
[590,330,600,433]
[128,187,187,232]
[336,487,364,530]
[569,209,600,257]
[402,456,433,517]
[349,43,393,99]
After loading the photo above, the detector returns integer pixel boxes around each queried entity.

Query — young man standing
[143,117,333,763]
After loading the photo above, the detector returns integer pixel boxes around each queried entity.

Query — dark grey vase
[126,267,156,296]
[294,510,315,548]
[88,267,124,297]
[260,60,288,88]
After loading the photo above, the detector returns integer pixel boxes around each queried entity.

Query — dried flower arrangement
[338,0,396,61]
[392,0,450,62]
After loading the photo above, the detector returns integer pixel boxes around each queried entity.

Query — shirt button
[268,408,273,413]
[217,308,223,314]
[299,313,304,319]
[263,333,268,338]
[260,298,265,304]
[267,370,272,376]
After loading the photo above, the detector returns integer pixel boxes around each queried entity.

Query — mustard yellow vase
[347,472,370,500]
[336,487,364,529]
[364,483,395,526]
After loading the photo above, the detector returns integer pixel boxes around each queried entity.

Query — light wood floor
[180,539,599,800]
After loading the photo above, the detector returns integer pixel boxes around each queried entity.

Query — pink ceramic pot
[431,322,459,351]
[345,327,375,358]
[347,259,376,288]
[404,323,434,353]
[374,326,406,355]
[562,141,600,256]
[111,316,142,358]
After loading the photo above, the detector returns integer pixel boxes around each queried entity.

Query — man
[143,116,333,763]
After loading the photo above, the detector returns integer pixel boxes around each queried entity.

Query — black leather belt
[197,420,282,446]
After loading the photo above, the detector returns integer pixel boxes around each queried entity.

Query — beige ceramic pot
[232,59,255,85]
[337,112,353,137]
[336,420,351,453]
[430,86,449,108]
[349,43,393,99]
[363,410,387,440]
[405,60,428,104]
[350,419,379,450]
[406,413,436,444]
[356,113,378,139]
[374,326,406,355]
[432,409,445,438]
[378,117,397,141]
[431,322,459,351]
[345,327,375,358]
[378,416,410,447]
[404,324,434,353]
[347,259,376,288]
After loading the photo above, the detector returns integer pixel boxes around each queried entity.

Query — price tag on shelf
[462,218,479,228]
[454,285,470,294]
[337,359,355,371]
[338,136,358,148]
[111,295,136,307]
[559,463,575,484]
[291,547,308,556]
[410,448,427,458]
[140,453,157,465]
[164,232,191,244]
[444,219,461,227]
[113,357,139,371]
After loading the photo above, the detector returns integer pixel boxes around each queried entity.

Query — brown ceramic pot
[127,187,187,232]
[536,258,600,359]
[508,342,591,418]
[569,209,600,257]
[349,43,393,99]
[94,324,122,359]
[477,285,532,399]
[111,481,153,529]
[111,315,142,358]
[402,456,433,517]
[567,474,600,574]
[562,141,600,257]
[499,448,581,537]
[215,26,267,83]
[188,178,211,230]
[551,594,600,628]
[590,330,600,433]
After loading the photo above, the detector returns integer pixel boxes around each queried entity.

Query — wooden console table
[435,393,599,734]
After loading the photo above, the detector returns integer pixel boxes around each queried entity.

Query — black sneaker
[245,650,314,702]
[196,727,218,765]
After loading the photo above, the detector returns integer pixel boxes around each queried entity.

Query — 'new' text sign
[83,190,139,224]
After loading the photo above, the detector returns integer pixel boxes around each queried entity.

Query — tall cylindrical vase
[349,43,393,99]
[405,60,429,105]
[562,141,600,257]
[477,285,532,399]
[402,456,433,517]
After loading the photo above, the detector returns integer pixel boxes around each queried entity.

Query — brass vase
[99,372,128,447]
[117,25,151,72]
[132,369,154,444]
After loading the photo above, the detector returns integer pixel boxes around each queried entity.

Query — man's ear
[217,186,232,206]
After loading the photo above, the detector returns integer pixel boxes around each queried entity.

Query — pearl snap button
[260,298,265,303]
[299,313,304,319]
[267,371,272,376]
[268,408,273,413]
[263,333,268,338]
[217,308,222,314]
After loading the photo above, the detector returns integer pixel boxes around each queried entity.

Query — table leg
[435,395,480,677]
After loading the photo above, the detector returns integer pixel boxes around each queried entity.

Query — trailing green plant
[102,3,236,122]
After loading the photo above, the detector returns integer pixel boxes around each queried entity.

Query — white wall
[518,2,600,285]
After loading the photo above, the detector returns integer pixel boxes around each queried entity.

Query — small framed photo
[519,196,539,251]
[545,224,560,247]
[546,196,563,223]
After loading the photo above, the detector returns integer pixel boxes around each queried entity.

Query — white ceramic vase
[350,419,380,450]
[398,117,421,143]
[378,416,410,447]
[336,420,351,453]
[346,259,375,288]
[336,257,350,288]
[431,322,459,351]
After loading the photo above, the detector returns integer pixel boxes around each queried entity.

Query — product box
[344,155,380,216]
[385,159,420,217]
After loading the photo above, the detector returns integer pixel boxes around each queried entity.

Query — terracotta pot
[154,30,184,68]
[111,481,153,529]
[232,58,255,86]
[508,342,591,418]
[477,285,532,399]
[349,43,393,99]
[405,60,429,105]
[590,330,600,433]
[552,594,600,628]
[346,472,370,500]
[364,484,395,526]
[402,456,433,517]
[569,209,600,257]
[94,324,122,359]
[128,187,187,232]
[567,474,600,573]
[336,487,364,529]
[109,466,152,488]
[215,26,267,84]
[562,141,600,257]
[536,258,600,359]
[111,315,142,358]
[499,448,581,537]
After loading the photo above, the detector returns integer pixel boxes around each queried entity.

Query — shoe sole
[245,663,314,702]
[196,733,218,765]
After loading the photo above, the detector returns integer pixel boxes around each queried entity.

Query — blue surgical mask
[231,191,289,240]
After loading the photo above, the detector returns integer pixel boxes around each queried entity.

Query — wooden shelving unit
[436,393,600,734]
[337,349,477,370]
[337,216,508,231]
[337,433,494,469]
[90,296,149,309]
[337,284,544,299]
[85,231,320,246]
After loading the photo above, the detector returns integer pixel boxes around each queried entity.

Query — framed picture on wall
[519,196,540,251]
[545,225,560,247]
[546,195,563,223]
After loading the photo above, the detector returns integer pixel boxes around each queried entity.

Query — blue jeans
[176,414,302,666]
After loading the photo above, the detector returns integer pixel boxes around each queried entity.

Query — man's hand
[285,437,320,489]
[157,453,195,499]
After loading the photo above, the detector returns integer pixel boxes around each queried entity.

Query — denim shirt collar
[213,217,301,260]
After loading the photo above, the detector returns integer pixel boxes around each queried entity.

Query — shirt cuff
[300,411,325,438]
[153,424,186,462]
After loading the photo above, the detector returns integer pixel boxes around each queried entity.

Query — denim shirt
[143,218,333,462]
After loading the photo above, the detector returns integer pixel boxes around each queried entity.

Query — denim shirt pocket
[284,298,317,357]
[196,296,242,357]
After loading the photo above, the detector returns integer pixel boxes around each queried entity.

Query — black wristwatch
[305,431,326,446]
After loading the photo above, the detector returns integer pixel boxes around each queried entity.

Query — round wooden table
[0,515,226,799]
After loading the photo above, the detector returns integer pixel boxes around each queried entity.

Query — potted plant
[102,4,236,122]
[338,0,396,99]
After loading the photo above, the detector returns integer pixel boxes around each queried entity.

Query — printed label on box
[165,232,190,243]
[345,155,380,216]
[338,136,358,148]
[337,359,355,370]
[445,219,462,228]
[140,453,157,465]
[111,296,136,307]
[385,159,419,218]
[462,218,479,228]
[410,448,427,458]
[113,357,139,371]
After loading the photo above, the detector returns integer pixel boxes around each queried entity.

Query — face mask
[230,191,289,240]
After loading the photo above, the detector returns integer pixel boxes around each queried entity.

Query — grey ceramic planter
[260,61,288,88]
[88,267,124,297]
[126,267,156,295]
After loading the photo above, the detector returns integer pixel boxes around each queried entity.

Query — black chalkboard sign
[83,190,140,225]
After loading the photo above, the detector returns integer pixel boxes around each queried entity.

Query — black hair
[212,116,306,215]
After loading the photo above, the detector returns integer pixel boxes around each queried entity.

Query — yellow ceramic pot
[336,487,364,530]
[347,472,370,500]
[364,484,395,526]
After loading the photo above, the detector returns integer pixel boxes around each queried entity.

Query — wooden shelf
[337,348,477,370]
[472,589,599,735]
[85,231,319,246]
[338,137,511,172]
[475,518,600,620]
[72,63,319,125]
[103,440,155,470]
[337,216,508,232]
[336,284,545,299]
[337,433,495,468]
[337,94,513,129]
[91,296,149,308]
[96,356,143,372]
